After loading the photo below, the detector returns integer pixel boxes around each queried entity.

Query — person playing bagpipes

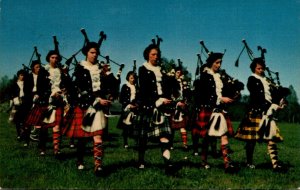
[100,60,122,102]
[117,70,139,149]
[168,65,190,150]
[64,30,111,176]
[22,59,50,147]
[137,40,178,175]
[99,59,123,140]
[235,57,290,172]
[37,48,72,158]
[8,69,27,141]
[193,52,240,173]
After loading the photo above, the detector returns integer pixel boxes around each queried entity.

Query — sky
[0,0,299,99]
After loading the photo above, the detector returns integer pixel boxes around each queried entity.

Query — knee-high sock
[170,129,175,147]
[160,141,171,166]
[246,141,256,164]
[201,137,209,163]
[77,138,86,165]
[53,130,60,154]
[94,142,104,170]
[16,122,22,137]
[123,127,128,145]
[38,128,48,151]
[22,124,31,143]
[210,137,217,155]
[138,137,147,164]
[192,134,199,153]
[181,131,188,145]
[268,141,279,168]
[221,144,232,169]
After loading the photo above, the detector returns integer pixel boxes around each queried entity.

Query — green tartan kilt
[135,112,172,141]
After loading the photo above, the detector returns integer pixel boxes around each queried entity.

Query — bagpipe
[21,46,42,74]
[80,29,125,117]
[235,39,290,106]
[198,40,244,100]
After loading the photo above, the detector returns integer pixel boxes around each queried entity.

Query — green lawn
[0,111,300,189]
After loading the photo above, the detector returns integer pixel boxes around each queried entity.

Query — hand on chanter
[221,97,233,104]
[99,98,111,106]
[163,99,172,105]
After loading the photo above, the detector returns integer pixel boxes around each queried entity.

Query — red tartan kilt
[64,106,103,138]
[224,115,234,137]
[192,109,234,137]
[169,114,188,129]
[25,105,48,126]
[192,109,212,138]
[43,107,63,128]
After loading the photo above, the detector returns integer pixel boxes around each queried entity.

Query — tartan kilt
[43,107,64,128]
[169,113,188,129]
[192,109,212,138]
[61,107,75,133]
[235,113,261,141]
[25,105,48,126]
[192,108,234,138]
[64,106,103,138]
[137,113,172,140]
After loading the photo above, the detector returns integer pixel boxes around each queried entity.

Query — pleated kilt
[64,106,103,138]
[61,106,74,132]
[43,107,64,128]
[25,105,48,126]
[137,112,172,140]
[192,108,234,138]
[235,113,261,141]
[169,113,188,129]
[192,108,212,137]
[235,112,283,142]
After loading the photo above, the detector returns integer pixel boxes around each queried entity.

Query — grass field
[0,110,300,189]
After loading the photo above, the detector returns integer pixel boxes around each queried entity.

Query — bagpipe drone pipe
[235,39,291,106]
[198,40,245,100]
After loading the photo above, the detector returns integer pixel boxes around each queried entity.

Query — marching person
[193,52,238,173]
[99,61,122,140]
[235,57,288,172]
[64,40,111,176]
[22,60,50,147]
[117,71,139,149]
[137,43,177,175]
[169,67,189,150]
[39,49,71,158]
[9,69,27,140]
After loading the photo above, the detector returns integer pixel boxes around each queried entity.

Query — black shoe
[54,152,65,160]
[165,165,174,175]
[183,144,189,151]
[95,167,104,177]
[273,164,288,173]
[225,164,239,174]
[165,164,179,176]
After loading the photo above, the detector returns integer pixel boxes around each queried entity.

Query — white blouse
[81,60,101,92]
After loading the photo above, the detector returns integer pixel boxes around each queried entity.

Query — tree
[284,85,300,123]
[0,75,15,103]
